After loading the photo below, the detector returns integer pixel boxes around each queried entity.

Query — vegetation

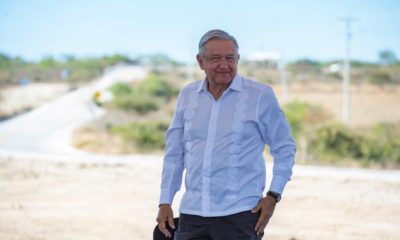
[284,101,400,168]
[131,73,178,100]
[109,121,169,152]
[2,50,399,168]
[286,57,400,85]
[106,73,178,114]
[283,101,331,140]
[308,122,400,167]
[0,51,185,87]
[379,50,398,66]
[101,72,180,151]
[0,52,137,86]
[109,94,159,114]
[2,50,399,87]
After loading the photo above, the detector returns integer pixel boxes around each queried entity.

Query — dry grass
[272,82,400,127]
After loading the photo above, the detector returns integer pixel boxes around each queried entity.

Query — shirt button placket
[202,101,220,214]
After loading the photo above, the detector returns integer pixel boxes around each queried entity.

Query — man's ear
[197,54,205,70]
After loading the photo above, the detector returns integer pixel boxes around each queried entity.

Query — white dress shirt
[159,74,296,217]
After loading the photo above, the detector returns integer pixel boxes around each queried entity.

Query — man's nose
[219,58,230,68]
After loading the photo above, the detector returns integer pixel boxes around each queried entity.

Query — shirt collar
[196,74,243,93]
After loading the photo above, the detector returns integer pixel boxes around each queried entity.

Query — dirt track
[0,156,399,240]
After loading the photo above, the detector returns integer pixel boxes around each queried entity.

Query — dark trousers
[174,211,263,240]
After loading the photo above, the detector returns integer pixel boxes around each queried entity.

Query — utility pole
[340,17,356,125]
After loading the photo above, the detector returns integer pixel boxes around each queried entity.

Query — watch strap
[267,191,281,202]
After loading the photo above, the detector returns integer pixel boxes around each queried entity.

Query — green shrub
[133,74,177,100]
[109,82,132,96]
[307,122,400,167]
[107,74,177,114]
[368,70,395,86]
[108,94,159,114]
[309,123,363,160]
[280,101,400,168]
[110,121,169,151]
[362,123,400,166]
[283,100,331,140]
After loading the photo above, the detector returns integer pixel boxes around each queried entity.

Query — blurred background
[0,1,399,239]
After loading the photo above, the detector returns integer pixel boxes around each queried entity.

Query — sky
[0,0,399,63]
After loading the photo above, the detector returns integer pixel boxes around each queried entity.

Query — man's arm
[258,87,296,194]
[159,127,185,205]
[253,87,296,235]
[157,93,185,237]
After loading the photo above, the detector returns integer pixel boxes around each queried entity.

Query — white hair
[198,29,239,56]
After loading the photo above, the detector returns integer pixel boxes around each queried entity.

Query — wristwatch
[267,191,281,202]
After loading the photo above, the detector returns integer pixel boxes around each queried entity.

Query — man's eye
[211,57,221,62]
[226,56,234,62]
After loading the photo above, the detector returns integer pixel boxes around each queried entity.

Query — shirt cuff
[269,175,289,194]
[159,189,174,205]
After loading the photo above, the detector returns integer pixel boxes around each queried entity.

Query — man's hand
[156,204,176,238]
[251,196,277,235]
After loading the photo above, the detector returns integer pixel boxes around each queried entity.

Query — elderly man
[157,29,296,240]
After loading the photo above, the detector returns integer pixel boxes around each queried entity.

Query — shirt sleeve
[257,87,296,194]
[159,91,185,205]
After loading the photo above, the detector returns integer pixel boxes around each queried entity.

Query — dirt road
[0,155,399,240]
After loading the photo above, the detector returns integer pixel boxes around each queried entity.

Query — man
[157,29,296,240]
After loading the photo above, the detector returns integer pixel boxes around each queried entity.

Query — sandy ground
[0,156,399,240]
[0,83,70,118]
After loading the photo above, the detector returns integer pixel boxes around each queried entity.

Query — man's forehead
[204,39,237,54]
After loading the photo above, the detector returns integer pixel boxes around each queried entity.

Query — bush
[107,74,178,114]
[110,121,169,151]
[363,123,400,166]
[309,123,364,161]
[283,100,331,140]
[368,70,395,86]
[109,82,132,96]
[133,73,177,100]
[108,94,159,114]
[307,122,400,167]
[280,101,400,168]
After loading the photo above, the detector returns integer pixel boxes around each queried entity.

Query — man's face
[197,39,240,87]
